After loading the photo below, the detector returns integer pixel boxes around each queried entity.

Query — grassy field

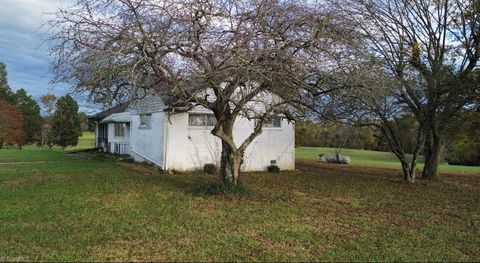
[0,149,479,261]
[0,149,73,163]
[297,147,480,175]
[69,131,95,150]
[19,131,96,152]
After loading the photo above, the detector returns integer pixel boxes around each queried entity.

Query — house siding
[94,91,295,172]
[165,112,222,170]
[165,111,295,171]
[129,110,166,168]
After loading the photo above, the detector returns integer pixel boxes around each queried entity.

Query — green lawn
[68,131,95,150]
[296,147,480,175]
[0,149,479,261]
[0,149,74,163]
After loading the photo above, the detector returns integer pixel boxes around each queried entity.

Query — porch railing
[108,142,130,155]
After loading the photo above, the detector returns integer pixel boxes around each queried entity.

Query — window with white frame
[114,123,126,137]
[263,116,282,128]
[188,113,216,127]
[139,114,152,129]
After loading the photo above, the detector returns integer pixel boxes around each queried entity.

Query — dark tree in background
[0,99,24,148]
[52,95,81,149]
[0,62,42,147]
[0,62,15,104]
[78,112,90,132]
[14,88,42,145]
[445,109,480,166]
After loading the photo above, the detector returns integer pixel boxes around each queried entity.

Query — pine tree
[0,62,15,104]
[15,89,42,144]
[52,95,81,149]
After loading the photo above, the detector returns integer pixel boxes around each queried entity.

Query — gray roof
[88,102,131,121]
[100,112,132,123]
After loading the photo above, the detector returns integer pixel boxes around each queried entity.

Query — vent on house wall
[270,160,276,165]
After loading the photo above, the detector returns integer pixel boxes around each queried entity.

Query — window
[114,123,125,137]
[188,113,216,127]
[264,117,282,128]
[139,114,152,129]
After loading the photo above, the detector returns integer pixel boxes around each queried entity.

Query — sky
[0,0,97,113]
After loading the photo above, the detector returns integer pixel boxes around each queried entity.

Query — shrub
[169,169,183,175]
[203,163,217,174]
[267,164,280,173]
[122,157,136,163]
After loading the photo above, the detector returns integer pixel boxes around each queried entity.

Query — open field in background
[0,149,479,261]
[17,131,96,153]
[69,131,96,150]
[296,147,480,175]
[0,132,94,163]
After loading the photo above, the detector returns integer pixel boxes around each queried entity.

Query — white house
[90,92,295,172]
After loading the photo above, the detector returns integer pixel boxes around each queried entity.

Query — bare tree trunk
[401,161,414,183]
[408,168,416,183]
[404,127,425,183]
[408,155,418,183]
[380,121,424,183]
[220,142,234,183]
[232,153,242,185]
[220,142,243,185]
[216,117,243,185]
[422,129,443,179]
[400,157,418,183]
[422,140,443,179]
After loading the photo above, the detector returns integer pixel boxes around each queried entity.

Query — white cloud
[0,0,72,97]
[0,0,105,113]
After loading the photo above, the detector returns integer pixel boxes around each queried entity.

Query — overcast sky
[0,0,97,113]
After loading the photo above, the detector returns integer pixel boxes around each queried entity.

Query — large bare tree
[332,0,480,179]
[328,61,426,182]
[48,0,338,184]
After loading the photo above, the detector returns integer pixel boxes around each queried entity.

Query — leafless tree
[327,61,425,182]
[48,0,340,184]
[330,0,480,179]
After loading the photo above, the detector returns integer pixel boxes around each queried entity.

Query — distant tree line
[444,110,480,166]
[296,111,480,166]
[295,121,381,151]
[0,61,84,149]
